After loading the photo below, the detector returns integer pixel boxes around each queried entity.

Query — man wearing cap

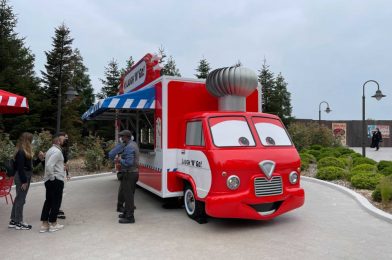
[109,130,140,224]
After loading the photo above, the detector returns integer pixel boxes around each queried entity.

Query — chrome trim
[254,176,283,197]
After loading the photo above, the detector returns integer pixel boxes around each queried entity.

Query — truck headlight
[289,171,299,184]
[227,175,240,190]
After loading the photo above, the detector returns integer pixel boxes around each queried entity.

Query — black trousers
[40,179,64,223]
[118,172,139,218]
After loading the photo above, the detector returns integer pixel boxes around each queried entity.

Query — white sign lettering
[123,61,146,92]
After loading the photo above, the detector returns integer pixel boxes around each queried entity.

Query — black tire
[183,183,206,223]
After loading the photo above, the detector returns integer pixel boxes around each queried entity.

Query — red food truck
[82,53,305,222]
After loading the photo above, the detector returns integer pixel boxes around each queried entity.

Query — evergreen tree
[273,73,293,125]
[0,0,45,138]
[258,59,275,113]
[61,48,95,141]
[163,55,181,77]
[195,58,211,79]
[97,59,120,99]
[120,56,135,77]
[258,59,293,126]
[41,23,74,133]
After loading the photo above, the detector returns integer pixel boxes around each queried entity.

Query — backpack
[3,158,16,177]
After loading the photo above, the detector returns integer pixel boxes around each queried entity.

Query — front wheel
[184,184,207,223]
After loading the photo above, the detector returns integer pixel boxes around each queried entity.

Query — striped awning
[82,85,155,120]
[0,89,29,114]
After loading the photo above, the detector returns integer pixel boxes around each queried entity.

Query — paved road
[1,174,391,260]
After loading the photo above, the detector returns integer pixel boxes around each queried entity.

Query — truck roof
[183,111,281,120]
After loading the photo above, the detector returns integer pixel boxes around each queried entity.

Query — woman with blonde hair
[8,132,44,230]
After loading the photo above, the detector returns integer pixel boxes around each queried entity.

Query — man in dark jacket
[372,128,383,151]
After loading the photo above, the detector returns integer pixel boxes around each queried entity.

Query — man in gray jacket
[39,134,66,232]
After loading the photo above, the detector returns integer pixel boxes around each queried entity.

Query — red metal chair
[0,171,14,204]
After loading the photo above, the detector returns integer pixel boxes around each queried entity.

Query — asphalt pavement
[1,173,392,260]
[350,147,392,162]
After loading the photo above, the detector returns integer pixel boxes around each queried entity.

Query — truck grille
[254,176,283,197]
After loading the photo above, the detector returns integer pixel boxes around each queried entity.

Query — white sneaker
[39,225,49,233]
[49,223,64,232]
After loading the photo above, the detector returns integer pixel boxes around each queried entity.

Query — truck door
[178,120,211,199]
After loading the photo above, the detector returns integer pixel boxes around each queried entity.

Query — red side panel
[167,81,218,148]
[167,171,184,192]
[246,90,259,112]
[139,165,162,191]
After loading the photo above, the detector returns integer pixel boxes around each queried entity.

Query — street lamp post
[362,80,386,157]
[318,101,331,125]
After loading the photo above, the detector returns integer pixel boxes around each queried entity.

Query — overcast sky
[11,0,392,120]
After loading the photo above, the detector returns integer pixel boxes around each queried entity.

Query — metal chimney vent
[206,66,258,111]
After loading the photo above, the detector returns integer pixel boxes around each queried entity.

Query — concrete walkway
[1,174,392,260]
[350,147,392,162]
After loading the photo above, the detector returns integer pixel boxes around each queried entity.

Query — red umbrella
[0,89,29,114]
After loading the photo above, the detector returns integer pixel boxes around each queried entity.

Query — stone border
[302,176,392,224]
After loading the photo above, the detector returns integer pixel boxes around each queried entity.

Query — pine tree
[258,59,275,113]
[195,58,211,79]
[163,55,181,77]
[273,73,293,125]
[258,59,293,126]
[41,23,74,133]
[120,56,135,77]
[0,0,45,138]
[97,59,120,99]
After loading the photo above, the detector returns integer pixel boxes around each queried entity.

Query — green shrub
[379,176,392,205]
[316,166,347,180]
[33,130,52,155]
[0,133,15,165]
[317,151,340,160]
[338,157,350,168]
[373,176,392,204]
[307,150,321,160]
[380,166,392,176]
[317,157,345,169]
[335,147,355,155]
[310,144,322,150]
[372,187,382,202]
[377,160,392,171]
[348,164,377,180]
[353,157,377,167]
[350,153,363,159]
[300,153,316,163]
[301,160,310,171]
[84,148,105,171]
[351,172,383,190]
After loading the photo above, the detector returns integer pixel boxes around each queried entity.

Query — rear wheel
[184,183,206,223]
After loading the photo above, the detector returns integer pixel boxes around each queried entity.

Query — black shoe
[119,217,135,224]
[117,206,125,213]
[118,213,126,218]
[15,222,32,230]
[57,210,66,219]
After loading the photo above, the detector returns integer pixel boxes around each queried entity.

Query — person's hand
[67,174,71,181]
[38,151,45,161]
[21,183,28,191]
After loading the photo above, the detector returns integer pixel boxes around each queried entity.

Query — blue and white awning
[82,85,155,120]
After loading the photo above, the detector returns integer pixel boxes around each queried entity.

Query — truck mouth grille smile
[249,201,283,216]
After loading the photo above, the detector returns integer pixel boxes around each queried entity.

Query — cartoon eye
[238,137,250,146]
[266,137,275,145]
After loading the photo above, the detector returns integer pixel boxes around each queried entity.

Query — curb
[302,176,392,224]
[28,172,115,187]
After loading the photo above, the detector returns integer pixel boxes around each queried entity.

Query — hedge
[317,157,345,169]
[377,160,392,171]
[353,157,377,167]
[351,172,383,190]
[316,166,347,180]
[380,166,392,176]
[300,153,316,164]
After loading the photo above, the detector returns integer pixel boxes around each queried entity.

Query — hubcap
[184,189,195,215]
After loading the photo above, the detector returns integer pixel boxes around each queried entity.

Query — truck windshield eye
[238,137,250,146]
[265,137,275,145]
